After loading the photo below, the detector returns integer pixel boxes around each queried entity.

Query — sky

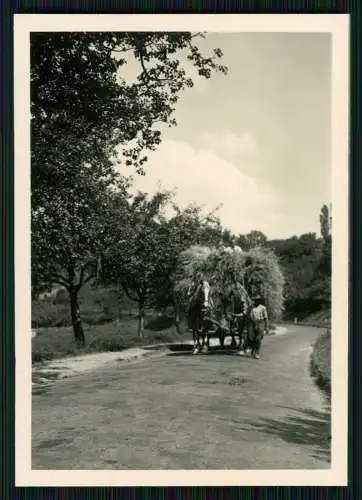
[119,32,332,240]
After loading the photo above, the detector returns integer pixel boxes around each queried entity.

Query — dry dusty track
[32,325,331,470]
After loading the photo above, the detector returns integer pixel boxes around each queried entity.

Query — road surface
[32,325,331,469]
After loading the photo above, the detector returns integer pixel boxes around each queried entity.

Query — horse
[217,283,252,350]
[186,279,213,354]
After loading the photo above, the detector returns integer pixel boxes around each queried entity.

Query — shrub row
[310,328,331,398]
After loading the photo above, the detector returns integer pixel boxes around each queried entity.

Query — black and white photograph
[15,14,348,486]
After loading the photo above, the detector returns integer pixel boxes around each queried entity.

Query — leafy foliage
[100,191,172,304]
[31,31,227,205]
[320,204,331,241]
[268,218,331,319]
[31,31,227,343]
[32,179,130,296]
[235,230,268,251]
[99,192,224,335]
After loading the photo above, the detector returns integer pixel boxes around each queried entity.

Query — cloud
[200,130,258,157]
[124,139,283,237]
[198,131,271,184]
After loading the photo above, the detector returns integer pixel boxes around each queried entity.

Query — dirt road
[32,325,331,469]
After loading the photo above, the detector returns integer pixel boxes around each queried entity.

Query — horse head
[200,279,211,309]
[188,278,212,317]
[228,282,252,317]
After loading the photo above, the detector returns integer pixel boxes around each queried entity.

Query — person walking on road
[240,295,269,359]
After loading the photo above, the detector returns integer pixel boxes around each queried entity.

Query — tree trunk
[175,312,182,334]
[69,289,85,348]
[138,301,145,341]
[174,304,182,334]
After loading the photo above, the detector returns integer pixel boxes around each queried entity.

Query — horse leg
[219,330,225,347]
[201,333,209,353]
[192,331,200,354]
[242,331,248,351]
[230,334,237,349]
[239,321,250,355]
[239,319,246,348]
[230,321,237,348]
[239,322,246,351]
[175,311,181,334]
[249,325,257,357]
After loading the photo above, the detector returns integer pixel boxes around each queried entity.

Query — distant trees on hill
[222,206,331,320]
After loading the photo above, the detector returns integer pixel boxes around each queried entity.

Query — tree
[31,32,228,208]
[236,230,268,251]
[150,203,223,317]
[32,178,130,347]
[100,191,172,339]
[100,192,223,338]
[319,203,332,273]
[267,233,324,317]
[31,32,228,340]
[221,228,234,247]
[317,203,332,303]
[320,204,331,241]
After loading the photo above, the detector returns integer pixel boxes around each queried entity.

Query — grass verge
[309,328,331,399]
[32,315,188,365]
[296,309,331,329]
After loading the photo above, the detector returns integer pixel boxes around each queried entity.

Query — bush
[144,315,175,331]
[32,284,136,328]
[301,309,331,328]
[31,326,80,363]
[32,301,70,328]
[32,344,57,363]
[53,288,69,304]
[310,328,331,398]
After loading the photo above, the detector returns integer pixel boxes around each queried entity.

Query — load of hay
[174,244,285,321]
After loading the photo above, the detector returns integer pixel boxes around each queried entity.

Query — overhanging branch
[83,273,96,286]
[138,46,173,85]
[51,273,70,289]
[122,285,139,303]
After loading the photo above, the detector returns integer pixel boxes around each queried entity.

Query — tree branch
[139,50,151,83]
[138,45,173,85]
[51,273,70,289]
[83,273,96,286]
[123,285,139,303]
[113,39,154,54]
[77,265,86,289]
[74,261,97,291]
[113,33,203,55]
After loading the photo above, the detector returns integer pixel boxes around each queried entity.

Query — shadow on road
[243,406,331,462]
[143,342,242,356]
[165,344,242,357]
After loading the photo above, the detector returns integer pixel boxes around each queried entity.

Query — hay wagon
[202,311,246,349]
[174,244,285,353]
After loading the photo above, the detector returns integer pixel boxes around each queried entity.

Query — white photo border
[14,13,349,487]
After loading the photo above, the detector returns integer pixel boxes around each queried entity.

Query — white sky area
[116,32,332,240]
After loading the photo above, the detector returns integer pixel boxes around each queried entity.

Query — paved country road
[32,325,331,470]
